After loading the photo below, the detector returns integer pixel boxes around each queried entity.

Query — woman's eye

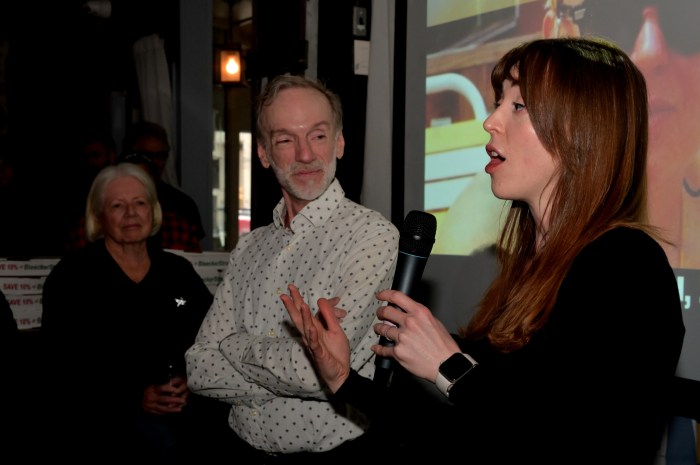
[513,102,526,111]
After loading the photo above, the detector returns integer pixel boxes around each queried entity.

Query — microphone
[374,210,437,387]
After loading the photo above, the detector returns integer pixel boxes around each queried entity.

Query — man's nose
[296,140,315,163]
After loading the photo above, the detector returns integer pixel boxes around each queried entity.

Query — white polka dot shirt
[185,179,399,453]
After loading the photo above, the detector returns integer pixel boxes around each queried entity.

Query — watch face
[440,353,475,382]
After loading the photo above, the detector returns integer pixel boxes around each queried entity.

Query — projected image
[425,0,700,272]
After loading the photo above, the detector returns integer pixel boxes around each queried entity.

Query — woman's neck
[105,239,151,282]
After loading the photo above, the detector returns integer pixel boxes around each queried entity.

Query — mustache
[289,161,325,173]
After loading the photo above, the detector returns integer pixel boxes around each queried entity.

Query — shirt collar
[272,178,344,231]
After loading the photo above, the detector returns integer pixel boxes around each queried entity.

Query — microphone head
[400,210,437,257]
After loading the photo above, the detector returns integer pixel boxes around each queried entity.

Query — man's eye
[274,137,292,146]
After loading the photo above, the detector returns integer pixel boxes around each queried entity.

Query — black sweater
[336,228,685,464]
[39,241,214,458]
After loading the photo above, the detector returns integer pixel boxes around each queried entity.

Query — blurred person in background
[63,129,118,251]
[63,122,206,253]
[119,121,205,252]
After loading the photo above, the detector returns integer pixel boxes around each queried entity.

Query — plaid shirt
[158,210,203,252]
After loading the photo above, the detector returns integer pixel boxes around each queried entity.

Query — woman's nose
[483,110,499,134]
[630,7,669,71]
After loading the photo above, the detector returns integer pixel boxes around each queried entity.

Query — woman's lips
[647,97,676,130]
[485,148,505,174]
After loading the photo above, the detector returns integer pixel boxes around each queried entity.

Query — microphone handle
[374,319,399,387]
[375,307,399,370]
[373,333,396,387]
[374,253,428,386]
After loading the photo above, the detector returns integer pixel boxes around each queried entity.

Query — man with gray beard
[185,75,399,463]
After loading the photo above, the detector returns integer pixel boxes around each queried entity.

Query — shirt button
[276,287,283,295]
[267,329,276,337]
[251,410,258,417]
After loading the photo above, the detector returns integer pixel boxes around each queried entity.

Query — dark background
[0,0,373,256]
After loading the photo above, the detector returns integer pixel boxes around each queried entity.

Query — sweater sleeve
[333,369,380,414]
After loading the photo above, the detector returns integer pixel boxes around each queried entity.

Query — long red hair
[461,37,656,352]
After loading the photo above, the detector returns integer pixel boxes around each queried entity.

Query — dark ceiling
[1,0,177,93]
[0,1,179,210]
[0,0,256,161]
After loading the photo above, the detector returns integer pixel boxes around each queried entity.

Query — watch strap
[436,352,478,397]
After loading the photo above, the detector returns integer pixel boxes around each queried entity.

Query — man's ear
[257,143,271,169]
[336,132,345,160]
